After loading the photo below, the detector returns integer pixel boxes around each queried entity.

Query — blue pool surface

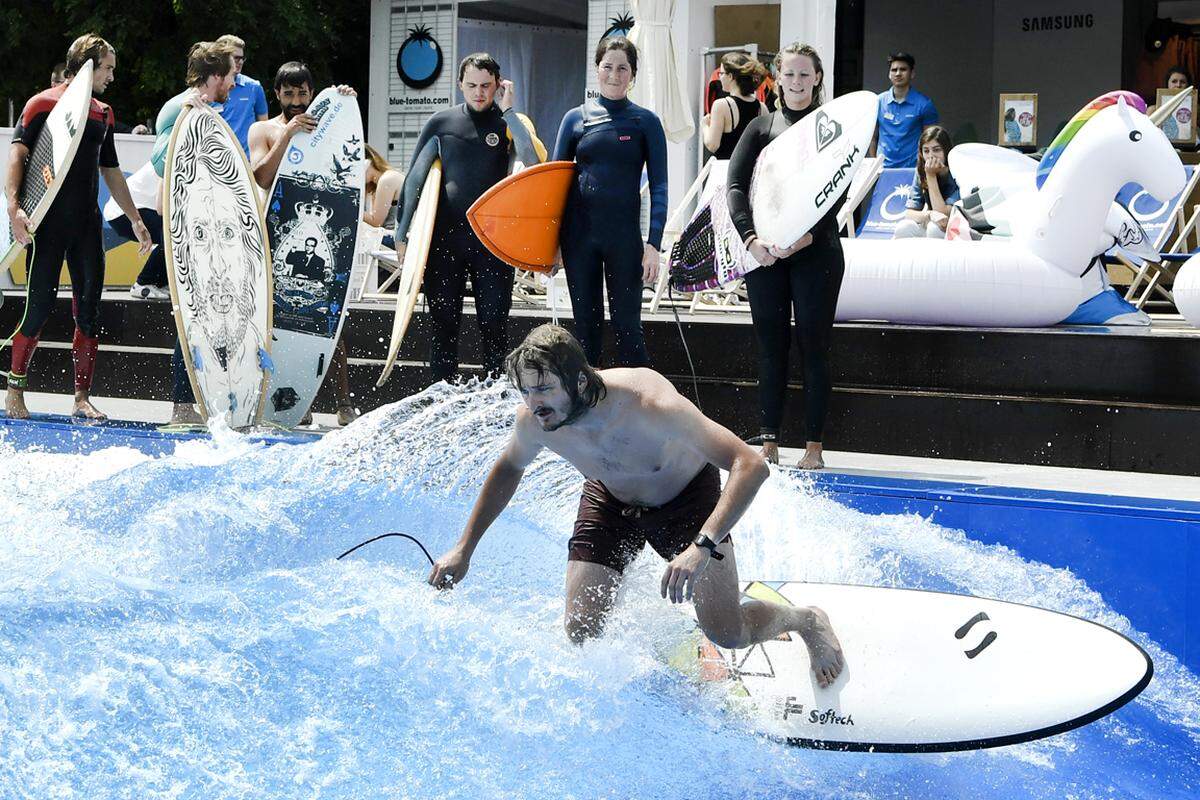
[0,382,1196,798]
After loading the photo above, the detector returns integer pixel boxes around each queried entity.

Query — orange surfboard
[466,160,574,273]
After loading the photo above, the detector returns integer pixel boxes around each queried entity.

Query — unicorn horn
[1150,87,1192,127]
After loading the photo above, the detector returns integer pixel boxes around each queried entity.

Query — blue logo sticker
[287,147,304,165]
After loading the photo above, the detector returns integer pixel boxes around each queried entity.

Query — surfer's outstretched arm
[427,411,542,588]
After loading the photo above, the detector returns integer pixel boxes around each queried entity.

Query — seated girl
[893,126,959,239]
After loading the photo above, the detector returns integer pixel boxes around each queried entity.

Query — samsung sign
[1022,14,1095,31]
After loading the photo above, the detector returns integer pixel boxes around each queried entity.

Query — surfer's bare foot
[799,606,844,688]
[761,441,779,464]
[5,387,30,419]
[170,402,203,425]
[72,392,108,421]
[798,443,825,470]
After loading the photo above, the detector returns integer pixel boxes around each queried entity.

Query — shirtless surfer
[429,324,845,687]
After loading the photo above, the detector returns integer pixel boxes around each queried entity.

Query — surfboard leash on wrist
[336,531,436,566]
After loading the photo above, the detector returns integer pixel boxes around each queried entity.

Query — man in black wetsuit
[5,33,153,420]
[393,53,545,384]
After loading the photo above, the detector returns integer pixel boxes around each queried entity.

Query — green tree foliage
[0,0,370,130]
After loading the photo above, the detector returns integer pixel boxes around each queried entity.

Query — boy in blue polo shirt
[872,51,938,169]
[216,33,268,153]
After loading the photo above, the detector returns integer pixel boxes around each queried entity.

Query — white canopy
[627,0,694,143]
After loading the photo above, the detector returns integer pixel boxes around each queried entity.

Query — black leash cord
[336,532,436,565]
[667,282,703,413]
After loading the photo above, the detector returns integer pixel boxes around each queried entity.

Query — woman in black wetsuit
[553,37,668,368]
[701,52,767,159]
[726,43,844,470]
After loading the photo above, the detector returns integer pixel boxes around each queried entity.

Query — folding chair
[854,168,917,239]
[838,156,883,237]
[1119,165,1200,309]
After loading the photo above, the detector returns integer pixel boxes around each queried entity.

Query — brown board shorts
[568,463,727,573]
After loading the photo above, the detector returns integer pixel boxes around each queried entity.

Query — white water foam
[0,380,1195,798]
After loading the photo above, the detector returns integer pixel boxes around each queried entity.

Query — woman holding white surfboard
[727,43,846,470]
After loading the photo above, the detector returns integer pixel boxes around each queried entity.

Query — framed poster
[1156,87,1197,146]
[998,93,1037,147]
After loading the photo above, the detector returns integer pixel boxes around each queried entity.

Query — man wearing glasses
[215,33,268,154]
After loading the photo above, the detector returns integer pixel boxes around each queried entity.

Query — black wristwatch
[692,533,725,560]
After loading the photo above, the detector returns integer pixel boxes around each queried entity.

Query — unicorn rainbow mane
[1035,91,1147,190]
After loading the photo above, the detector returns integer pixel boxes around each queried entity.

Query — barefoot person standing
[5,33,153,420]
[429,324,845,687]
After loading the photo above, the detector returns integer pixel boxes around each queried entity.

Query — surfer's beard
[284,105,308,121]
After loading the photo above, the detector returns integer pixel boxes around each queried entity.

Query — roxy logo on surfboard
[815,111,842,152]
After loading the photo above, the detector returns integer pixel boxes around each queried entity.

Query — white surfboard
[674,581,1151,752]
[0,60,94,274]
[164,105,273,429]
[750,91,877,245]
[377,158,441,387]
[669,92,876,292]
[263,88,364,428]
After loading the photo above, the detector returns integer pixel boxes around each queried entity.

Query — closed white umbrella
[627,0,694,143]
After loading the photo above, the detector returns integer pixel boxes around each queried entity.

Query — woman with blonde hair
[726,42,845,470]
[701,52,768,158]
[362,143,404,247]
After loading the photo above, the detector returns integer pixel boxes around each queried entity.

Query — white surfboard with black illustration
[263,89,364,428]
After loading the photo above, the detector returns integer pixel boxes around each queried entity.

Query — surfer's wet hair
[776,42,824,108]
[66,34,114,76]
[274,61,314,92]
[595,36,638,76]
[458,53,501,83]
[720,52,766,96]
[506,325,606,425]
[186,41,236,87]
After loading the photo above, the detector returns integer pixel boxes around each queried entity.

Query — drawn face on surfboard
[91,52,116,95]
[460,65,499,112]
[275,82,314,121]
[169,111,264,373]
[188,171,256,357]
[596,49,634,101]
[517,367,586,431]
[778,53,820,111]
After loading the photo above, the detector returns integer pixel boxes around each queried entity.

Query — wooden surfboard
[163,104,273,428]
[377,158,441,387]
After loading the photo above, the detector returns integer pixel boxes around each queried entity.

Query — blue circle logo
[397,25,444,90]
[287,147,303,165]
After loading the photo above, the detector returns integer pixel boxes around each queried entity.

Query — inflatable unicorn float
[835,91,1186,327]
[670,91,1187,328]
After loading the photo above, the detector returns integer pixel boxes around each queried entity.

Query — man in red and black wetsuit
[4,33,152,420]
